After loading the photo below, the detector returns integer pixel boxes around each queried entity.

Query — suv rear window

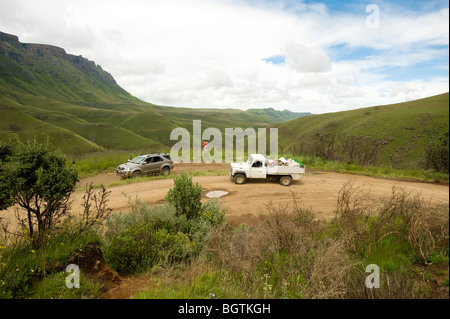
[163,155,171,160]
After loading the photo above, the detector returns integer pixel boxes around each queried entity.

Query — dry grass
[201,183,449,298]
[203,193,355,298]
[133,183,449,299]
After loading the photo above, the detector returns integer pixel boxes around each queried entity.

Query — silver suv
[116,153,174,178]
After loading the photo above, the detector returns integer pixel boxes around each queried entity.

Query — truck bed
[267,166,305,175]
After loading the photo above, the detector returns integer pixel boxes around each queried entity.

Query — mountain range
[0,31,309,155]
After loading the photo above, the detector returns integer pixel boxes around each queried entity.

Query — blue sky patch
[263,55,286,64]
[327,44,382,62]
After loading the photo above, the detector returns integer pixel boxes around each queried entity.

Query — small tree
[165,173,202,219]
[424,131,449,174]
[79,183,111,234]
[0,140,78,248]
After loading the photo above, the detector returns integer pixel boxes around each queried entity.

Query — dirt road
[2,164,448,227]
[71,164,449,223]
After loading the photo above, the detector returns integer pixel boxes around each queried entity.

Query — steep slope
[0,31,165,153]
[0,102,103,154]
[277,93,449,169]
[0,32,137,107]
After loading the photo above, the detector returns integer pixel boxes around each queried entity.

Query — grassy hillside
[0,103,103,154]
[0,31,308,155]
[277,93,449,170]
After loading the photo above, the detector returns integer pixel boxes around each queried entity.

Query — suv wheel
[234,173,246,185]
[132,170,142,178]
[161,167,170,176]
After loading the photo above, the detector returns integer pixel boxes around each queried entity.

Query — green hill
[0,31,308,155]
[277,93,449,169]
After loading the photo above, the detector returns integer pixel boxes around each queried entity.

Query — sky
[0,0,448,114]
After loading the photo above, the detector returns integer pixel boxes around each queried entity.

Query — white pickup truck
[229,154,305,186]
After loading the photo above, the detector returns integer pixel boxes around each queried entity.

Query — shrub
[395,194,449,265]
[104,198,182,239]
[0,140,78,248]
[103,222,192,275]
[199,199,226,226]
[78,183,112,234]
[165,173,202,219]
[103,198,225,275]
[424,131,449,174]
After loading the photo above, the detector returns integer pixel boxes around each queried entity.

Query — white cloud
[0,0,448,114]
[282,43,331,73]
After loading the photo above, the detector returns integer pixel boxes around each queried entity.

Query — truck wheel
[279,176,292,186]
[161,167,170,176]
[132,170,142,178]
[234,174,246,184]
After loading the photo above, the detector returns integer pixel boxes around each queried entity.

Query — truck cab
[248,154,268,179]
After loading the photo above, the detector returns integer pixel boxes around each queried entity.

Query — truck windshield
[130,156,145,164]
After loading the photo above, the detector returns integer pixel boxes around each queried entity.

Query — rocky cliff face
[0,32,21,48]
[23,43,67,59]
[0,31,117,85]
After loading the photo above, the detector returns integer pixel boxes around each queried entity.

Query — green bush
[104,201,184,238]
[199,199,226,226]
[424,131,449,174]
[103,222,192,275]
[0,140,78,248]
[103,197,226,276]
[165,173,202,219]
